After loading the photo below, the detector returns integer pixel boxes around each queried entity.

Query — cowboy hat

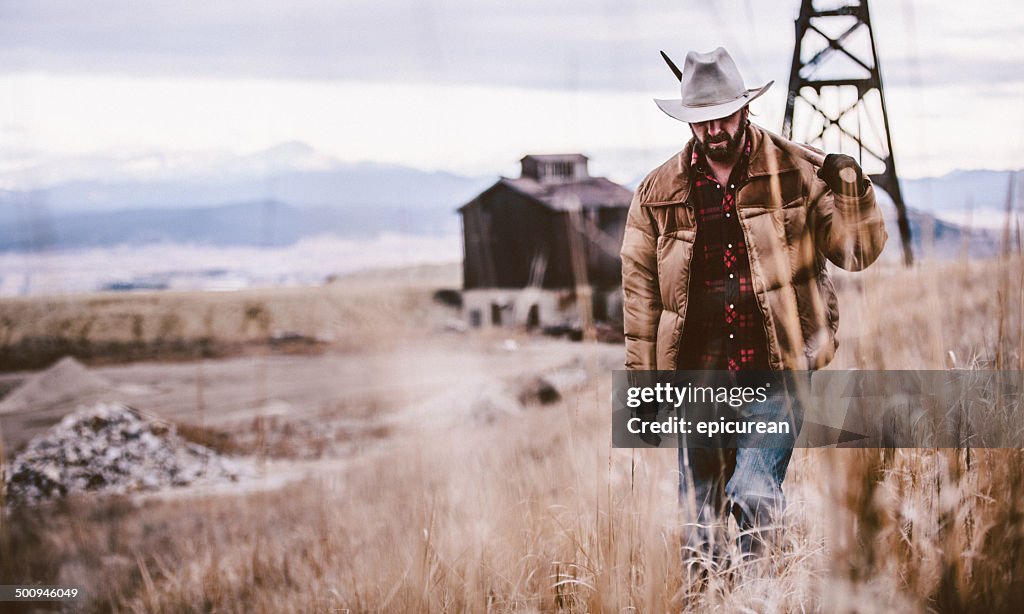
[654,47,773,123]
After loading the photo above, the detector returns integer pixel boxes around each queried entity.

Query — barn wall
[460,197,492,290]
[486,189,555,288]
[460,185,631,292]
[590,206,628,287]
[462,185,557,290]
[545,207,629,290]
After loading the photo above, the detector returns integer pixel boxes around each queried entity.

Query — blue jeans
[676,376,804,564]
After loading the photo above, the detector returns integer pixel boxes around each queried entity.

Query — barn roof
[484,176,633,211]
[519,153,589,163]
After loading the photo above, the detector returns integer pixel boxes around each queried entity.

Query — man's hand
[817,153,867,197]
[633,399,663,447]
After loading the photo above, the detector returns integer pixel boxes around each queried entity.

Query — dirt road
[1,332,623,459]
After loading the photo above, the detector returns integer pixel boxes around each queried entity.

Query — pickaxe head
[660,50,683,82]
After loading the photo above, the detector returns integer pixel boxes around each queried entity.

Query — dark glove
[633,399,663,447]
[817,153,867,197]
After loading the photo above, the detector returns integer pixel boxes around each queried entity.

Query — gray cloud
[881,56,1024,88]
[0,0,795,90]
[0,0,1020,94]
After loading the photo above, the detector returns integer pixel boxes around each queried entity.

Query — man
[620,48,887,564]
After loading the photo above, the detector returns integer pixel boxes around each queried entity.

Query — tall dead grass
[0,255,1022,612]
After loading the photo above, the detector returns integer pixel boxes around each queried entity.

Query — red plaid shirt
[676,133,770,371]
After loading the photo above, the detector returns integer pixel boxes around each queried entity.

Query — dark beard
[698,123,746,162]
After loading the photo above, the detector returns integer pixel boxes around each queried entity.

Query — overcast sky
[1,0,1022,187]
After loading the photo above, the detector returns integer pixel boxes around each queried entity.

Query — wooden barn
[457,153,633,331]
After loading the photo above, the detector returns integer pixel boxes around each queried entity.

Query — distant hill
[0,143,1018,258]
[902,169,1019,214]
[0,150,492,250]
[0,200,462,251]
[877,203,1003,262]
[1,193,1008,261]
[13,164,488,214]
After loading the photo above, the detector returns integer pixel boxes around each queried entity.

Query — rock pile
[5,403,248,505]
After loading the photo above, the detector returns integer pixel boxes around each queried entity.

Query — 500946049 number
[1,585,83,601]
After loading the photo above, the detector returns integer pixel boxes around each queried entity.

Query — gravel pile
[0,356,112,415]
[5,402,247,505]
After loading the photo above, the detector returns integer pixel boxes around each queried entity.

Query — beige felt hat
[655,47,773,123]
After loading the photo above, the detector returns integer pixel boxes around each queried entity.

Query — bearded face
[692,108,747,162]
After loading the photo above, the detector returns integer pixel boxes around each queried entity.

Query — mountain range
[0,143,1019,257]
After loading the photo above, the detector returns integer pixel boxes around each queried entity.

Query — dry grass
[1,255,1023,612]
[0,262,463,370]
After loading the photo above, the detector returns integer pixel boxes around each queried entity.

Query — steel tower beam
[783,0,914,265]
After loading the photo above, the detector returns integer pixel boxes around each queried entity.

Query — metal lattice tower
[782,0,914,265]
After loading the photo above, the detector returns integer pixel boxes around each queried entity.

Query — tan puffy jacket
[620,123,888,371]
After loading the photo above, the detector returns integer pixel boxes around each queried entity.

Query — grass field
[1,255,1022,612]
[0,262,464,370]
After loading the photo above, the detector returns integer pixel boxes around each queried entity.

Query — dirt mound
[0,356,112,415]
[4,402,249,505]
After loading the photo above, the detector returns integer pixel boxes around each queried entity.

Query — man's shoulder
[635,143,694,205]
[752,125,826,173]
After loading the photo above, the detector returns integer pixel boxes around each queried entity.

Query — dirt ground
[0,328,623,469]
[0,261,625,507]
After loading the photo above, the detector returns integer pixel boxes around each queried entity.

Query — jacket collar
[639,123,803,206]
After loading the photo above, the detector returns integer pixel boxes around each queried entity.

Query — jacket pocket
[642,201,694,233]
[737,170,803,209]
[655,228,696,311]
